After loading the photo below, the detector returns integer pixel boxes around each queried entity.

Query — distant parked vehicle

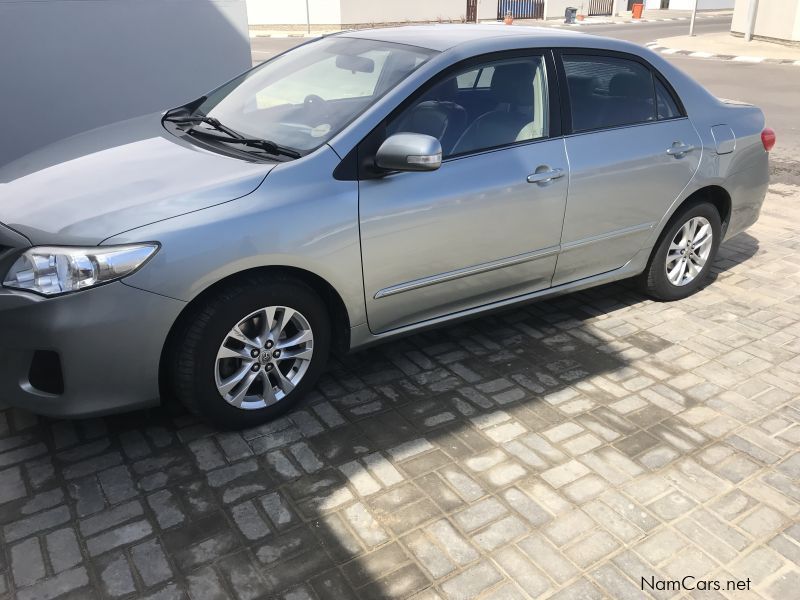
[0,25,772,428]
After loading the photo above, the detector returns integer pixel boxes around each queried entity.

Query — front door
[359,53,568,333]
[553,51,701,286]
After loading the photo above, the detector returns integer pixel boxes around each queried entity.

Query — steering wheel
[304,94,327,110]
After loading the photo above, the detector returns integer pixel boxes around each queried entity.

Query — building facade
[246,0,734,27]
[0,0,251,167]
[731,0,800,43]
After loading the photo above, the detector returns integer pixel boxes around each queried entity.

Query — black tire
[172,275,330,430]
[640,201,722,301]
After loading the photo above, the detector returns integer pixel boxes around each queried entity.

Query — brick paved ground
[1,172,799,599]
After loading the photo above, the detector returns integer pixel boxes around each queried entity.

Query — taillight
[761,128,776,152]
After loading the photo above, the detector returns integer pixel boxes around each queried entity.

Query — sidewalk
[649,32,800,65]
[519,9,732,27]
[249,10,733,38]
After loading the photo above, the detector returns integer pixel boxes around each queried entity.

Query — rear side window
[656,78,680,120]
[562,54,658,132]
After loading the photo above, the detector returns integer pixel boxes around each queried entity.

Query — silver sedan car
[0,26,772,428]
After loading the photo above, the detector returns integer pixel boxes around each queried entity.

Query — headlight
[2,244,159,296]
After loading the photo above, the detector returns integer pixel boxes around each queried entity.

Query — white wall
[544,0,580,20]
[247,0,498,25]
[340,0,468,23]
[246,0,341,25]
[731,0,800,41]
[665,0,734,9]
[0,0,252,167]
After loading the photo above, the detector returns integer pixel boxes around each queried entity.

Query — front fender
[104,145,366,328]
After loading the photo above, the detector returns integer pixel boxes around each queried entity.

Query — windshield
[195,37,436,153]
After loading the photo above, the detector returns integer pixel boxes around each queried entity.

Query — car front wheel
[172,276,330,429]
[641,201,722,301]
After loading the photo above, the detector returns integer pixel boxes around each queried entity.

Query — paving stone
[45,527,82,573]
[219,550,269,600]
[147,490,186,529]
[98,465,137,504]
[634,528,688,566]
[440,560,502,599]
[360,562,431,599]
[564,530,620,568]
[341,541,409,588]
[440,466,485,502]
[517,533,578,584]
[16,567,89,600]
[425,519,478,566]
[87,520,153,556]
[482,461,527,487]
[255,493,293,531]
[648,491,698,521]
[186,566,229,600]
[454,497,507,532]
[4,505,71,542]
[493,546,550,597]
[544,509,595,546]
[230,500,270,541]
[765,566,800,599]
[100,553,136,597]
[547,577,603,600]
[472,515,527,551]
[344,502,389,547]
[11,537,46,587]
[0,465,26,504]
[80,500,143,537]
[542,459,591,488]
[589,563,648,600]
[405,530,456,578]
[502,487,552,527]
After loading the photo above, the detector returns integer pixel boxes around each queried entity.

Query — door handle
[666,143,695,157]
[527,167,565,184]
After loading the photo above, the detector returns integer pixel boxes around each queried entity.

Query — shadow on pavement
[0,240,759,599]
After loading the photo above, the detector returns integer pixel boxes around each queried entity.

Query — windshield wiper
[164,115,301,159]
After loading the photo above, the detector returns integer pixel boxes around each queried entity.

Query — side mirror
[375,133,442,172]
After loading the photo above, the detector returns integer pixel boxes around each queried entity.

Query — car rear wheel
[172,276,330,429]
[640,202,722,301]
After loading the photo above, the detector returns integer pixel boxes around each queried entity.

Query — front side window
[195,38,435,153]
[563,54,658,132]
[387,55,549,158]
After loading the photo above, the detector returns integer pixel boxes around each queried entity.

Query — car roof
[338,23,596,52]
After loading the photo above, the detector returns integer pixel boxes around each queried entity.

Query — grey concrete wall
[0,0,251,167]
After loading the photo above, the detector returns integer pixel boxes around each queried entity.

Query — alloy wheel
[214,306,314,410]
[665,216,713,287]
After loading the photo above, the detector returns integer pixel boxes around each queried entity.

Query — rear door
[553,50,701,286]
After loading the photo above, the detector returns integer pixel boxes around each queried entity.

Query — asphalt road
[250,16,799,169]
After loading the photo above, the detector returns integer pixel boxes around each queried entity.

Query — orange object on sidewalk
[631,3,644,19]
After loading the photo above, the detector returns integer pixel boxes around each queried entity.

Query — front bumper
[0,281,185,418]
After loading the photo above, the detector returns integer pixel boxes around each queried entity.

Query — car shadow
[0,236,760,598]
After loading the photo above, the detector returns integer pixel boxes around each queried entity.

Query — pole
[689,0,698,36]
[305,0,311,35]
[744,0,758,42]
[611,0,619,18]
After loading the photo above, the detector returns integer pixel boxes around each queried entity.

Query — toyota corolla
[0,26,772,428]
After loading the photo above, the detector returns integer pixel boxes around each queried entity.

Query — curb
[249,13,733,37]
[550,14,726,27]
[249,32,323,39]
[645,41,800,66]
